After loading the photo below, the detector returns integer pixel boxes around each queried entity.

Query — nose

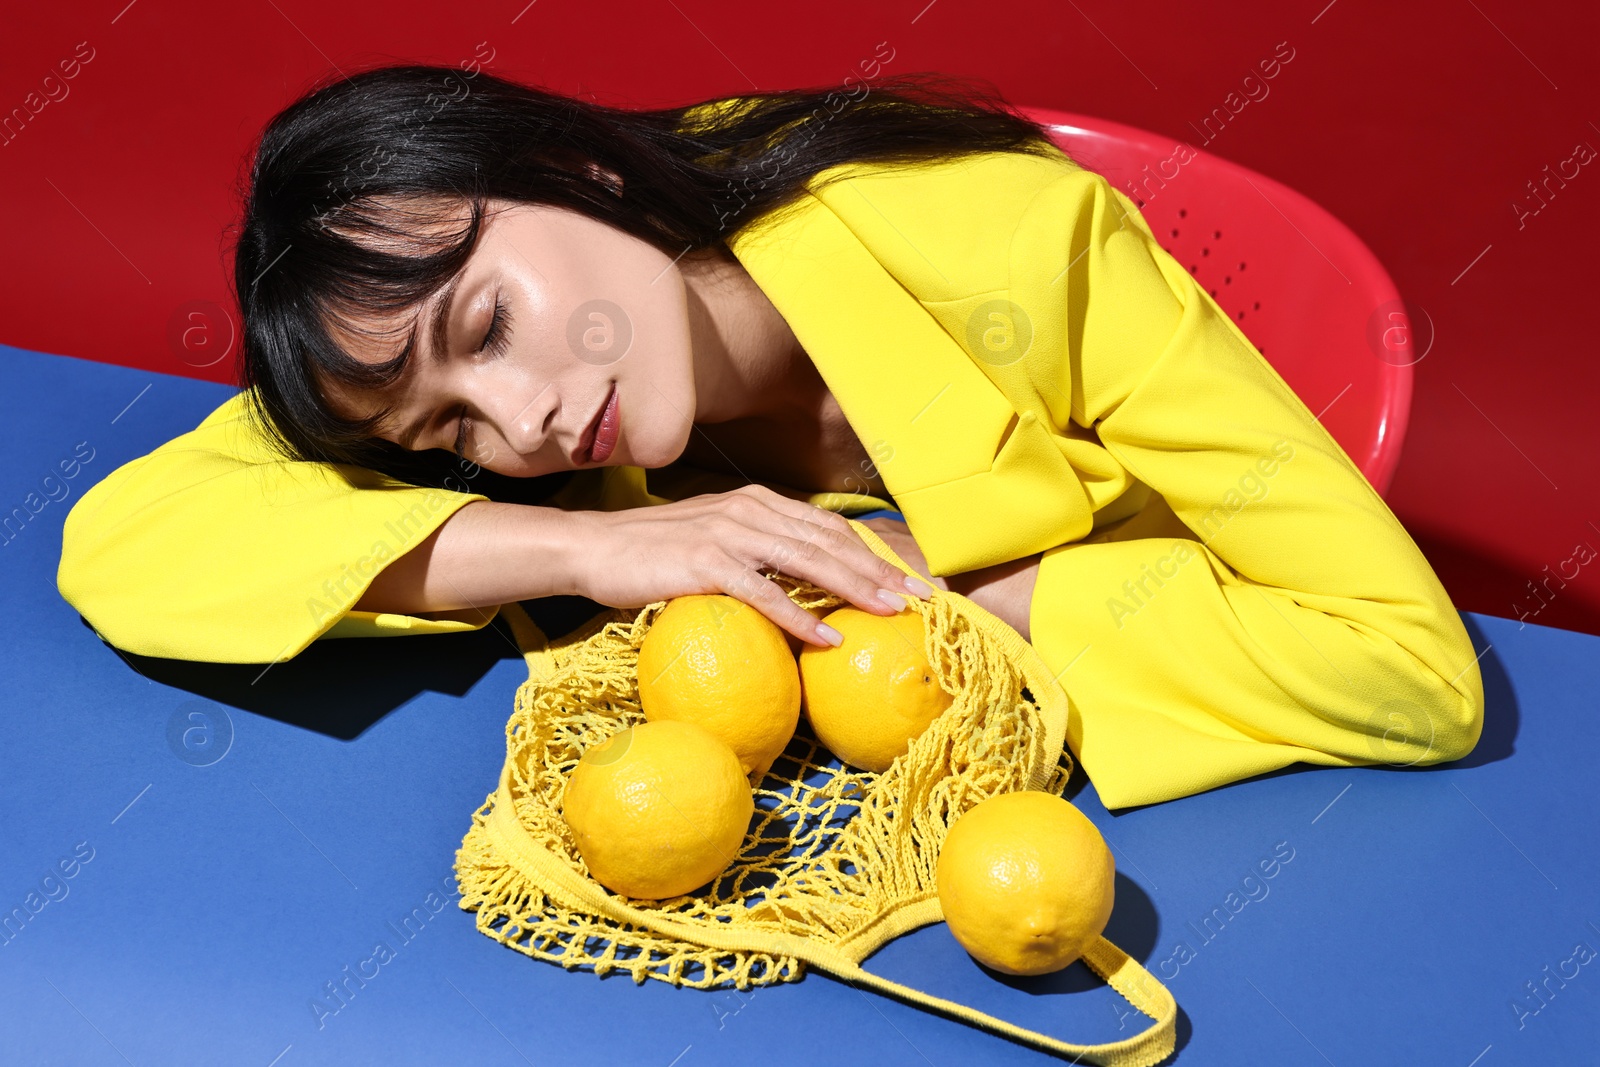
[485,380,558,457]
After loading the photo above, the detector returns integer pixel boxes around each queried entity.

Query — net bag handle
[492,597,1178,1065]
[824,934,1177,1066]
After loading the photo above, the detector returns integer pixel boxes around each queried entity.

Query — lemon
[797,607,953,772]
[637,594,801,783]
[936,791,1115,975]
[561,719,753,900]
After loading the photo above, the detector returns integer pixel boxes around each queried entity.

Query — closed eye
[451,293,513,460]
[480,294,512,356]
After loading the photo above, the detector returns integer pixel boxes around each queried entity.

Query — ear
[582,160,624,195]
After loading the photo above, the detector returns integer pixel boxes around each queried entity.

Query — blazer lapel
[727,187,1097,576]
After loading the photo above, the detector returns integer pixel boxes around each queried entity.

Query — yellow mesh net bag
[454,519,1178,1065]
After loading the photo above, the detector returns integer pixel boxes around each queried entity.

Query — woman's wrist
[945,554,1042,642]
[356,500,589,614]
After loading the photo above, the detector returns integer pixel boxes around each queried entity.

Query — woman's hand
[567,485,936,648]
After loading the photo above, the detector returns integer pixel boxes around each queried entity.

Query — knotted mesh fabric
[453,520,1177,1065]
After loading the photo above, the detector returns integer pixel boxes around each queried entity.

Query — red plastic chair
[1023,107,1416,498]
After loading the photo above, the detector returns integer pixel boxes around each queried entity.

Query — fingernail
[815,622,844,647]
[876,588,908,612]
[903,574,935,599]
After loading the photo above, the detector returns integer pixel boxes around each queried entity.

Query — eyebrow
[391,273,466,451]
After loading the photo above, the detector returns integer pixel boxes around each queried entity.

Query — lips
[575,383,620,465]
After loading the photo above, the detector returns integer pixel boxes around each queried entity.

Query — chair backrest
[1022,107,1415,497]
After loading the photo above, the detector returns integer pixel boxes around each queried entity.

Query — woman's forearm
[946,553,1041,642]
[353,500,585,615]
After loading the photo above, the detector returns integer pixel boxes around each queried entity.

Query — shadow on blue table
[86,592,609,741]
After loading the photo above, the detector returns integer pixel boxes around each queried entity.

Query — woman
[57,64,1484,809]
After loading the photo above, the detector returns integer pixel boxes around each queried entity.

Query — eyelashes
[480,294,513,357]
[454,294,514,460]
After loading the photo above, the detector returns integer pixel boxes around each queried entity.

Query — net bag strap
[493,600,1178,1066]
[825,938,1177,1066]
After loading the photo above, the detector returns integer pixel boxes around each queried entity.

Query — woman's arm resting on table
[1006,170,1485,810]
[354,500,581,611]
[361,486,929,648]
[54,396,499,664]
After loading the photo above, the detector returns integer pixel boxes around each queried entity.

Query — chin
[621,413,693,469]
[659,416,697,468]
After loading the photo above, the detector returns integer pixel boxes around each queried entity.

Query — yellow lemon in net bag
[936,791,1116,976]
[637,594,801,782]
[797,607,954,773]
[561,719,754,901]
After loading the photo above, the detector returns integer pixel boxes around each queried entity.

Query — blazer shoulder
[793,147,1096,301]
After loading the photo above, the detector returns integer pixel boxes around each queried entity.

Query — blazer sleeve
[56,390,498,664]
[1021,172,1486,810]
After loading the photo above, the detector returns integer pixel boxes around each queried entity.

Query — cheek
[564,296,631,366]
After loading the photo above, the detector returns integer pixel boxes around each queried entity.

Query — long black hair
[231,62,1069,499]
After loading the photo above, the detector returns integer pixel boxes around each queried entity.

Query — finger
[751,532,914,618]
[838,517,937,599]
[739,496,925,601]
[720,563,842,648]
[852,517,941,588]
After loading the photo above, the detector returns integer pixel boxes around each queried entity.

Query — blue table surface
[3,343,1596,1066]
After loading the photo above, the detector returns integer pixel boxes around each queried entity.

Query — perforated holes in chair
[1019,107,1414,497]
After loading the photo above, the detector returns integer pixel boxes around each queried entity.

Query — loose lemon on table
[797,606,954,773]
[636,594,802,783]
[936,791,1116,976]
[561,719,754,901]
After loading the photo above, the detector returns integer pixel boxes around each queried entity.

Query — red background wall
[4,0,1596,635]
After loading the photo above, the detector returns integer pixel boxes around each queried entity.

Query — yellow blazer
[57,142,1484,809]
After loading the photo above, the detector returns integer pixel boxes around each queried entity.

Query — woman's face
[320,196,698,477]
